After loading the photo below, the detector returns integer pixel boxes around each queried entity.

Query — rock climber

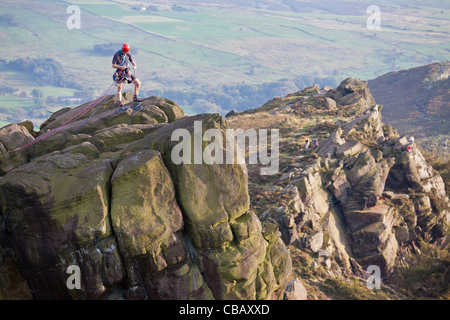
[407,145,412,153]
[304,139,309,149]
[112,43,143,108]
[313,139,319,148]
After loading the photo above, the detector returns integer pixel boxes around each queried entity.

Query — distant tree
[93,43,121,56]
[0,14,18,27]
[4,57,81,89]
[31,88,43,99]
[31,88,44,107]
[46,96,57,104]
[93,42,139,56]
[171,5,196,13]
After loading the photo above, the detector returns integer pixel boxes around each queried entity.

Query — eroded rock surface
[0,96,291,300]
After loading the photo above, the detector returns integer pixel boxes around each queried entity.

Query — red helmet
[122,43,130,53]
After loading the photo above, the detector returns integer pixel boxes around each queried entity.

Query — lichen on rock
[0,95,291,300]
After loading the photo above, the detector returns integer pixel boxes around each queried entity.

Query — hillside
[0,77,448,300]
[368,61,450,160]
[227,78,450,299]
[0,0,449,127]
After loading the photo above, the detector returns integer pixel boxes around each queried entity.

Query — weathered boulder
[150,96,185,122]
[395,226,410,244]
[349,203,398,276]
[129,114,250,250]
[123,113,291,299]
[387,140,447,198]
[0,105,293,300]
[346,151,376,185]
[337,92,361,106]
[32,131,92,158]
[0,124,35,175]
[0,124,35,152]
[62,141,100,160]
[333,78,376,110]
[90,126,146,153]
[90,124,166,153]
[345,204,391,233]
[346,157,393,210]
[17,120,34,133]
[0,211,33,299]
[31,95,182,157]
[258,185,304,246]
[39,93,133,132]
[308,231,324,253]
[292,171,331,224]
[343,108,384,137]
[284,278,308,300]
[337,78,369,94]
[324,97,337,110]
[358,232,399,277]
[336,140,363,159]
[317,127,346,157]
[110,149,212,299]
[0,153,125,299]
[328,174,350,202]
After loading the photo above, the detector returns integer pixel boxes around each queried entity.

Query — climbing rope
[128,103,142,125]
[72,95,109,135]
[132,68,156,98]
[10,66,157,153]
[10,79,121,153]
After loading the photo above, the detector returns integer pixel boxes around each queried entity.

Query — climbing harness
[72,68,135,135]
[113,50,131,83]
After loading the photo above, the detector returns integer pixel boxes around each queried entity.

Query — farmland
[0,0,449,126]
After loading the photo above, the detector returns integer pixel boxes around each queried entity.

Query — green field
[0,0,449,127]
[33,87,77,97]
[0,97,34,110]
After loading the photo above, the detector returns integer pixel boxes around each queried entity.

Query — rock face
[320,82,448,276]
[256,78,449,279]
[110,149,210,300]
[124,114,291,299]
[0,124,34,175]
[284,278,307,300]
[368,61,450,160]
[0,153,121,299]
[0,94,291,300]
[1,79,448,299]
